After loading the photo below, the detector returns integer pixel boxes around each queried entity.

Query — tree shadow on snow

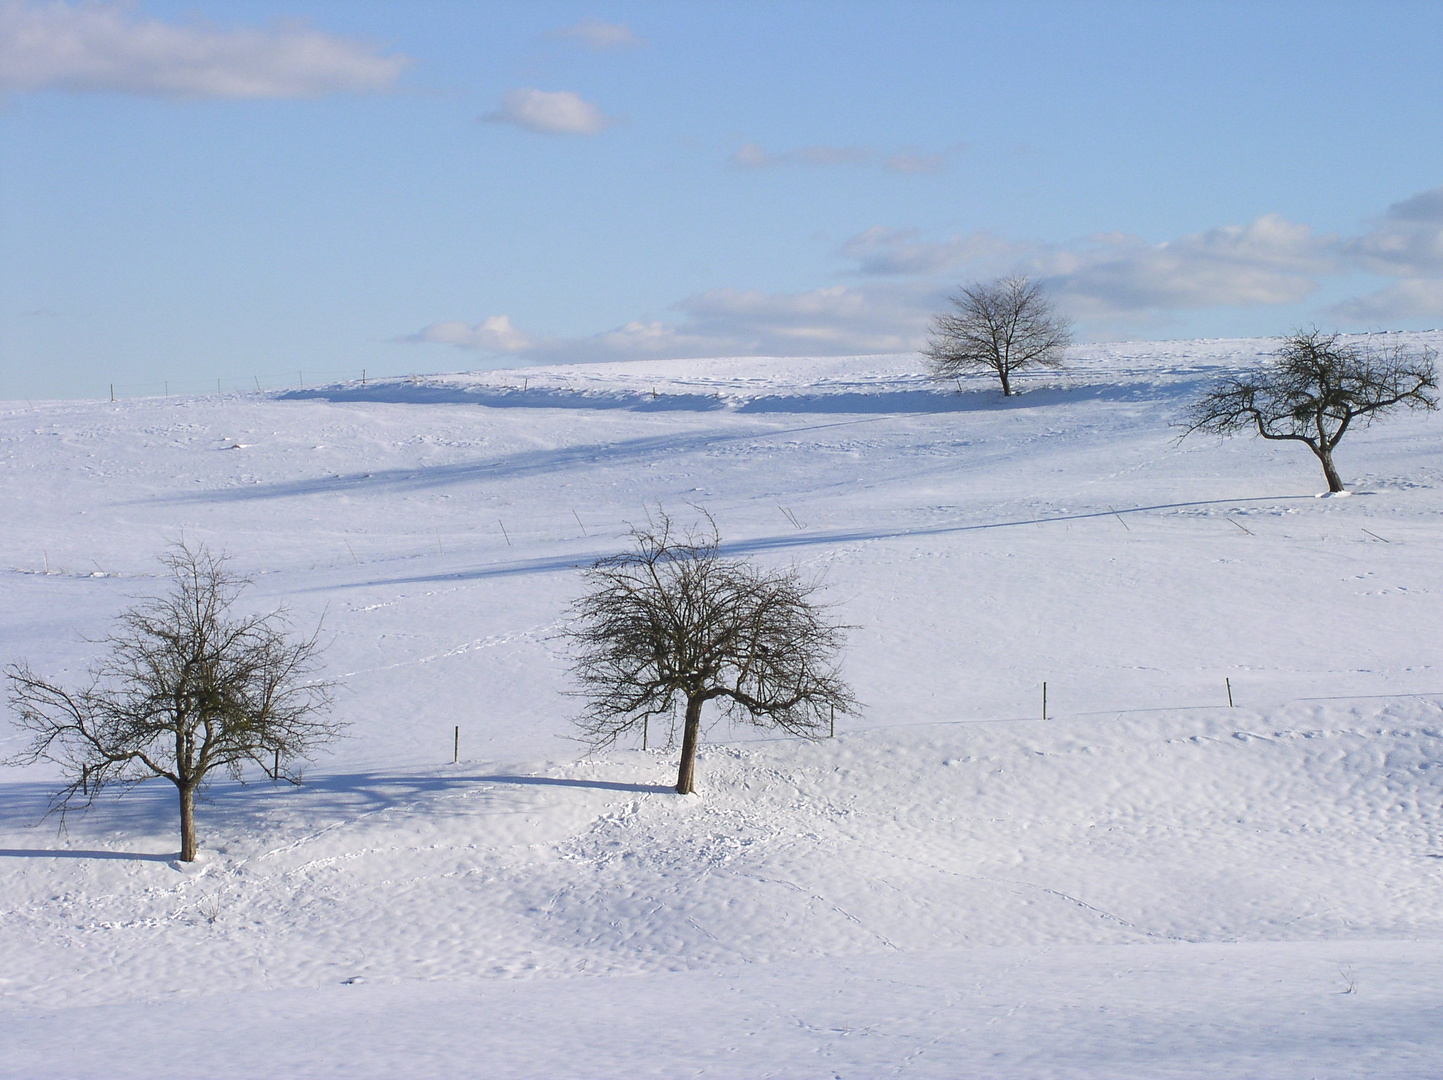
[0,778,181,860]
[291,771,669,801]
[173,770,674,838]
[0,847,173,862]
[471,774,670,794]
[0,768,670,861]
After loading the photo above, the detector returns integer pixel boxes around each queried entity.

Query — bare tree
[924,275,1072,396]
[1183,329,1438,493]
[4,543,340,861]
[567,513,857,795]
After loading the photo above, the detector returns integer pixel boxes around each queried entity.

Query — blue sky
[4,0,1443,398]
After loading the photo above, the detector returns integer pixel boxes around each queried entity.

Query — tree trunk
[676,695,704,795]
[178,783,197,862]
[998,366,1013,396]
[1316,446,1345,492]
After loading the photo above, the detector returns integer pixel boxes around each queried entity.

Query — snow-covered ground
[2,336,1441,1078]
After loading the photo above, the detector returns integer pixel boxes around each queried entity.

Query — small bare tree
[4,543,340,861]
[1183,329,1438,493]
[567,514,857,795]
[924,275,1072,396]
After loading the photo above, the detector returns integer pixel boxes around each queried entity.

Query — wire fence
[97,365,421,402]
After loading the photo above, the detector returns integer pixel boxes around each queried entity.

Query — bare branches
[924,276,1072,397]
[4,541,341,860]
[566,511,857,793]
[1184,329,1438,492]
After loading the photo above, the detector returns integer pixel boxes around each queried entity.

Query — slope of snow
[1,337,1441,1077]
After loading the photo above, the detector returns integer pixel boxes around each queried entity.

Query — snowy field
[2,336,1442,1078]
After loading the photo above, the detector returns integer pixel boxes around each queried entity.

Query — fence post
[453,725,459,764]
[1226,678,1234,708]
[1043,682,1048,720]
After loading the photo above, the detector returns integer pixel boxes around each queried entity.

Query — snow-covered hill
[2,338,1441,1078]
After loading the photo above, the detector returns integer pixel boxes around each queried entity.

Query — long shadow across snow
[475,774,669,794]
[735,380,1209,413]
[282,385,729,411]
[197,770,673,830]
[166,378,1210,507]
[300,493,1317,593]
[159,417,891,505]
[297,772,669,799]
[281,378,1208,415]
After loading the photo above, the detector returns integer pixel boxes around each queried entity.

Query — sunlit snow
[2,337,1441,1078]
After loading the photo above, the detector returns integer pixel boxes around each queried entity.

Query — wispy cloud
[840,214,1336,317]
[671,284,932,353]
[1327,279,1443,323]
[729,143,872,169]
[1045,215,1336,316]
[546,17,644,51]
[841,227,1021,276]
[409,215,1334,364]
[411,188,1443,365]
[0,0,407,98]
[408,283,936,363]
[1323,186,1443,320]
[883,151,948,175]
[481,88,615,135]
[1343,187,1443,278]
[729,142,959,174]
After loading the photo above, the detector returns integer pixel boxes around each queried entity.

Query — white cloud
[0,0,407,98]
[547,17,643,50]
[409,315,538,353]
[408,284,935,363]
[482,88,613,135]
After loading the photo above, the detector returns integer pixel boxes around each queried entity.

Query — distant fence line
[98,366,518,402]
[102,368,385,401]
